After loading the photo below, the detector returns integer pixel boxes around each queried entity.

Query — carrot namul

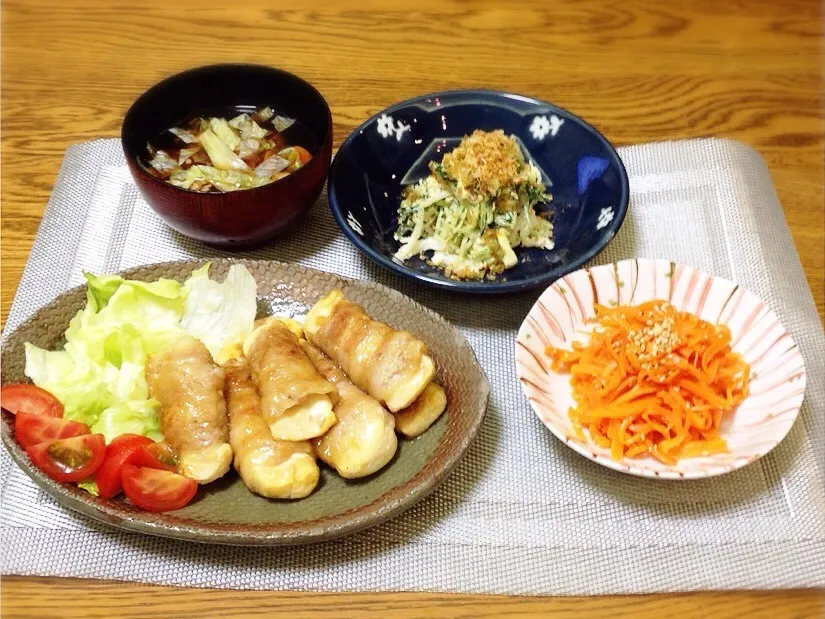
[546,300,750,464]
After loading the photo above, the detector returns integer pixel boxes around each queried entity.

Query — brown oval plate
[1,259,489,545]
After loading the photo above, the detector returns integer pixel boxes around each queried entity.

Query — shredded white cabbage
[394,132,553,280]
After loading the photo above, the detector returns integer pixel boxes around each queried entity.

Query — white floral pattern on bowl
[376,114,411,141]
[346,211,364,235]
[529,114,564,140]
[596,206,614,230]
[515,258,806,480]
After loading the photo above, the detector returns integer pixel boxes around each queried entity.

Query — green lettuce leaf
[83,273,123,312]
[24,264,258,445]
[24,344,113,427]
[25,275,186,434]
[91,399,164,443]
[180,263,257,362]
[77,479,99,496]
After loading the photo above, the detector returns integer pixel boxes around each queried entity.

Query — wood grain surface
[1,0,823,617]
[2,577,825,619]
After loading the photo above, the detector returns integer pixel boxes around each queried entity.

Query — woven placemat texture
[1,137,823,594]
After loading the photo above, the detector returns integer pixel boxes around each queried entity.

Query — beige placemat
[2,137,823,594]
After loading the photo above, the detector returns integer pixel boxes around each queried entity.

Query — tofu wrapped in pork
[224,360,319,499]
[243,318,337,441]
[145,336,232,484]
[304,290,435,412]
[301,341,397,478]
[394,383,447,438]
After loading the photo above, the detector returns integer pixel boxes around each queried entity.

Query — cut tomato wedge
[14,412,90,449]
[1,384,63,417]
[26,434,106,483]
[121,465,197,512]
[95,434,154,499]
[293,145,312,165]
[130,441,177,472]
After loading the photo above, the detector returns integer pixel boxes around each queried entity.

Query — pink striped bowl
[515,259,806,480]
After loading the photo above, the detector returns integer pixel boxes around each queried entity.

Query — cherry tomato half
[130,441,178,473]
[26,434,106,483]
[121,465,197,512]
[95,434,154,499]
[1,384,63,417]
[293,145,313,165]
[14,412,90,449]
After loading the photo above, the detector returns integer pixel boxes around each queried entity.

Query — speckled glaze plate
[515,258,806,480]
[1,259,489,545]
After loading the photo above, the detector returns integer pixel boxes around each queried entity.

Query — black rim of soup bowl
[328,89,630,294]
[121,63,332,197]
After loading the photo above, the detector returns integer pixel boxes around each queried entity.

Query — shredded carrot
[546,300,749,462]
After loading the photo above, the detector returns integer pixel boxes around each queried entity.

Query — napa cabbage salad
[23,264,257,444]
[394,130,554,280]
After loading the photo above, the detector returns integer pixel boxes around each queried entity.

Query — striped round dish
[515,258,807,480]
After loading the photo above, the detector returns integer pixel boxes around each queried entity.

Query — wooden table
[2,0,823,616]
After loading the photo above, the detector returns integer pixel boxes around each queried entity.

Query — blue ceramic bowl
[328,90,629,293]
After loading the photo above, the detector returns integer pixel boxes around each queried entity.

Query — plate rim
[515,258,807,480]
[1,258,490,545]
[327,88,630,293]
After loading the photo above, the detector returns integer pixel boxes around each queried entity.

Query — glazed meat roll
[394,383,447,438]
[304,290,435,412]
[243,318,338,441]
[301,341,397,478]
[145,335,232,484]
[223,360,319,499]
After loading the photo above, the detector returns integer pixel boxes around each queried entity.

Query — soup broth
[142,105,318,193]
